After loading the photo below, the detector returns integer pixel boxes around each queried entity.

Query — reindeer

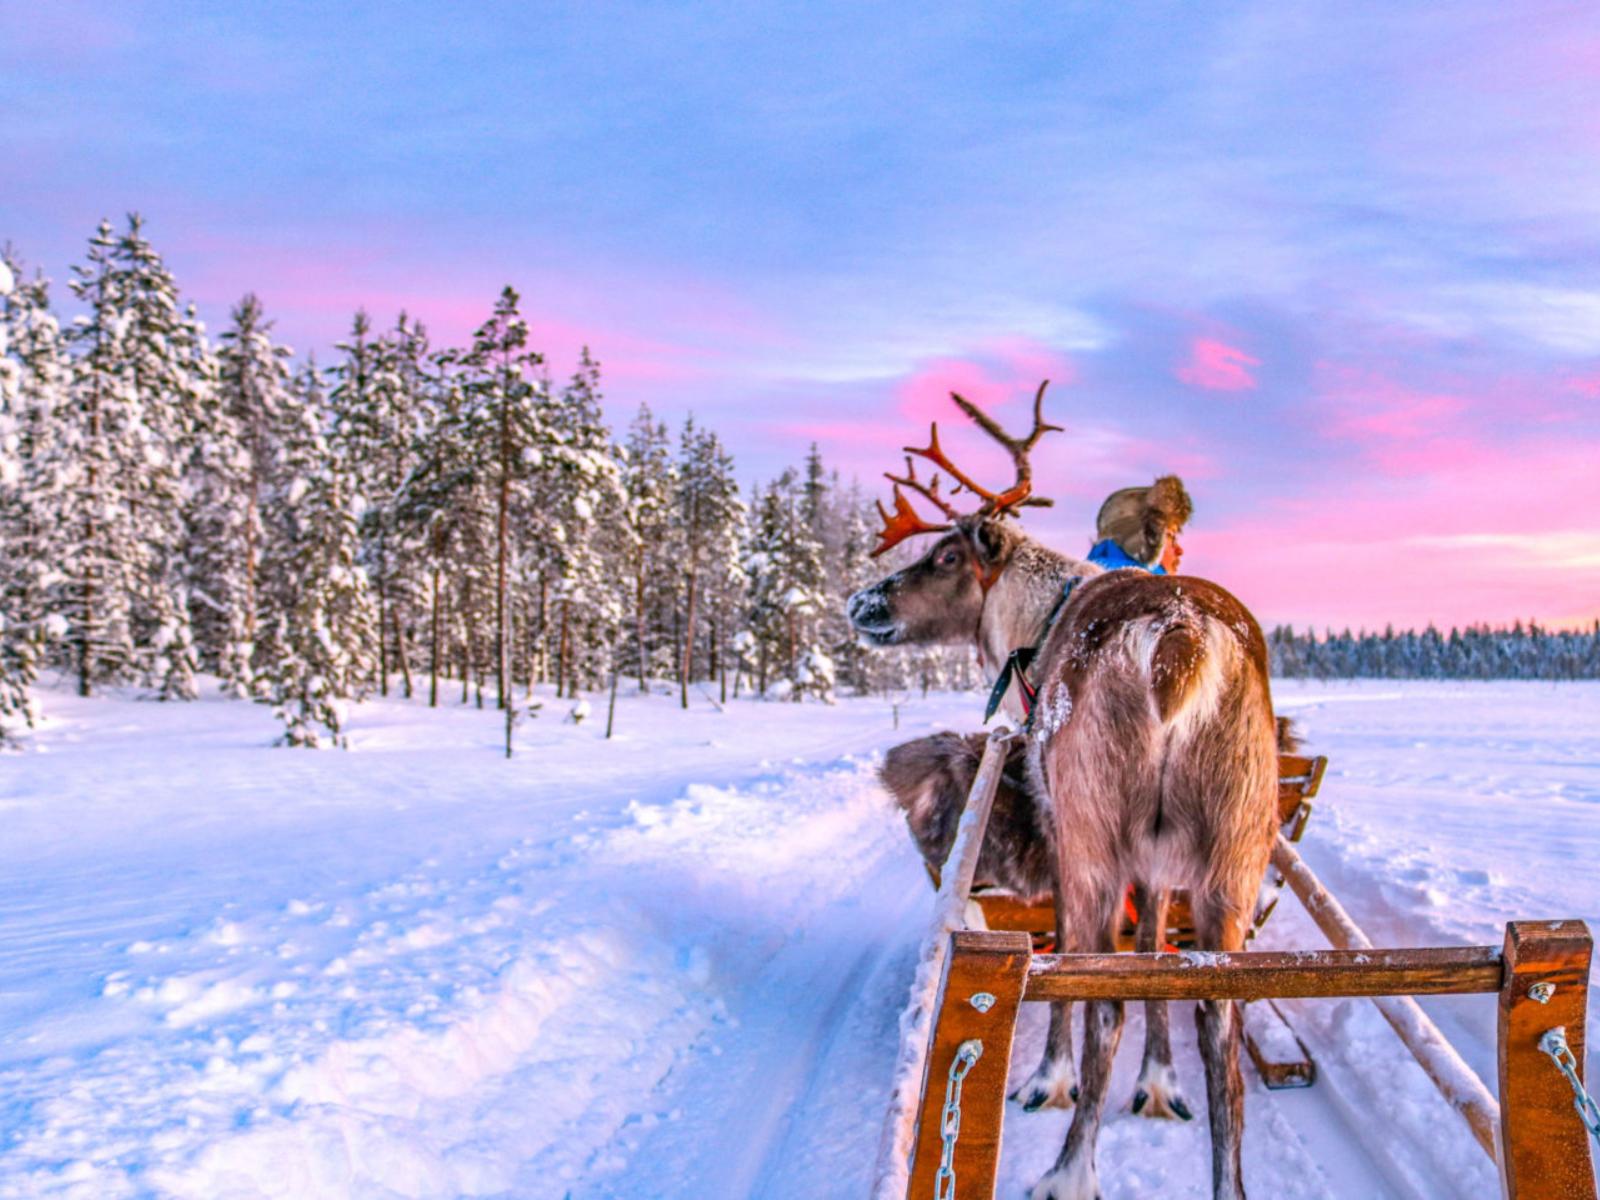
[849,384,1278,1200]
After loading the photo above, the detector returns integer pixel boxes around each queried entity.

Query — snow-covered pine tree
[544,346,630,698]
[743,469,829,700]
[60,217,197,698]
[621,403,675,691]
[0,248,64,742]
[111,216,207,700]
[329,309,426,696]
[458,287,547,710]
[214,293,295,696]
[396,348,490,707]
[256,377,378,747]
[674,420,744,706]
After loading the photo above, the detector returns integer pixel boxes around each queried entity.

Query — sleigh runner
[873,728,1598,1200]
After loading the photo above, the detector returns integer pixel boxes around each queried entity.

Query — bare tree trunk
[504,607,515,759]
[524,597,535,700]
[536,576,549,685]
[393,606,415,699]
[680,564,698,711]
[460,593,473,705]
[495,397,511,711]
[429,565,442,707]
[557,601,570,700]
[377,555,390,697]
[606,660,620,739]
[635,566,649,693]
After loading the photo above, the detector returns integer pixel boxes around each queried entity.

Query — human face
[1159,526,1184,574]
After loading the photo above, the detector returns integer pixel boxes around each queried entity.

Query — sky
[4,1,1599,632]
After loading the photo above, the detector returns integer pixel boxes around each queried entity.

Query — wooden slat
[1497,920,1596,1200]
[1273,835,1503,1159]
[1244,998,1316,1089]
[905,931,1031,1200]
[1025,945,1503,1001]
[973,891,1053,934]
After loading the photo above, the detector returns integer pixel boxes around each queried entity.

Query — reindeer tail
[1148,619,1219,725]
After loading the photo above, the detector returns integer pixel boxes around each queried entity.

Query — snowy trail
[2,679,1596,1198]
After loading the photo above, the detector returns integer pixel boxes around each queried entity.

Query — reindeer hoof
[1132,1063,1192,1120]
[1029,1158,1100,1200]
[1010,1060,1077,1111]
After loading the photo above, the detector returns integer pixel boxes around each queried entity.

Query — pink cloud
[1191,435,1600,630]
[1175,337,1260,392]
[892,339,1076,423]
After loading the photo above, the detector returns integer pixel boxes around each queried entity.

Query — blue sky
[6,2,1600,628]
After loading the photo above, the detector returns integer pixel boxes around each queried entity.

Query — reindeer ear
[970,519,1009,565]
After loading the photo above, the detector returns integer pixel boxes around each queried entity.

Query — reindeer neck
[975,539,1094,679]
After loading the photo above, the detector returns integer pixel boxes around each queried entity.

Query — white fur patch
[1133,1059,1188,1119]
[1162,617,1231,740]
[1030,1154,1099,1200]
[1010,1047,1077,1109]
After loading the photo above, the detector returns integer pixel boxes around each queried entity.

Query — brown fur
[879,732,1054,900]
[850,522,1278,1200]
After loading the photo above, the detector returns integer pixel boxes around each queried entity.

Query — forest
[0,216,980,748]
[2,216,1593,749]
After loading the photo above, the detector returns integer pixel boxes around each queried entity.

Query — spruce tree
[62,216,206,697]
[257,386,378,747]
[0,248,61,741]
[621,403,675,690]
[213,293,295,695]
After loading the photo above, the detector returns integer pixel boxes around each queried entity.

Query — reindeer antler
[871,486,953,557]
[870,379,1062,557]
[918,379,1062,517]
[885,455,960,520]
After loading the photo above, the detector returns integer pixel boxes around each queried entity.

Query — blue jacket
[1086,538,1165,575]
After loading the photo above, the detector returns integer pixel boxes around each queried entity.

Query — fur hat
[1094,475,1193,566]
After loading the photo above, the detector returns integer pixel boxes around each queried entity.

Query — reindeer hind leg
[1191,894,1253,1200]
[1130,884,1193,1121]
[1012,873,1078,1110]
[1031,887,1124,1200]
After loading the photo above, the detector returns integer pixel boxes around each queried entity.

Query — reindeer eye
[938,548,961,568]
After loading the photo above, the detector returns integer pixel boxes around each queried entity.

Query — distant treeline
[1267,622,1600,681]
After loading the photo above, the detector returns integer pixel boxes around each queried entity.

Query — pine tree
[257,386,378,747]
[744,470,829,700]
[329,309,425,696]
[621,403,675,691]
[458,287,547,710]
[213,293,295,695]
[545,346,629,699]
[0,248,62,741]
[61,216,203,698]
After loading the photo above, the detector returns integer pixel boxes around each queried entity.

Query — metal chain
[1540,1027,1600,1143]
[934,1040,983,1200]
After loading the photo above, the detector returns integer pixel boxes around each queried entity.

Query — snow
[0,679,1596,1198]
[0,259,14,296]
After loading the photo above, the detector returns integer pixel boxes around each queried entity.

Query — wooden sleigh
[942,746,1329,1088]
[874,728,1598,1200]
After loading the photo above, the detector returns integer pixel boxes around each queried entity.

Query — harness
[982,575,1083,726]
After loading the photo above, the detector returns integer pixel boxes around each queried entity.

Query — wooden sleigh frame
[873,729,1597,1200]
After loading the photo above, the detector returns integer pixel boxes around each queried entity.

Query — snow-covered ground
[1,678,1596,1199]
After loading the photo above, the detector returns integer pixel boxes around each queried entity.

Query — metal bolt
[1529,982,1556,1004]
[969,992,996,1013]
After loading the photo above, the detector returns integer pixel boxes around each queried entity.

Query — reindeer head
[847,382,1060,647]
